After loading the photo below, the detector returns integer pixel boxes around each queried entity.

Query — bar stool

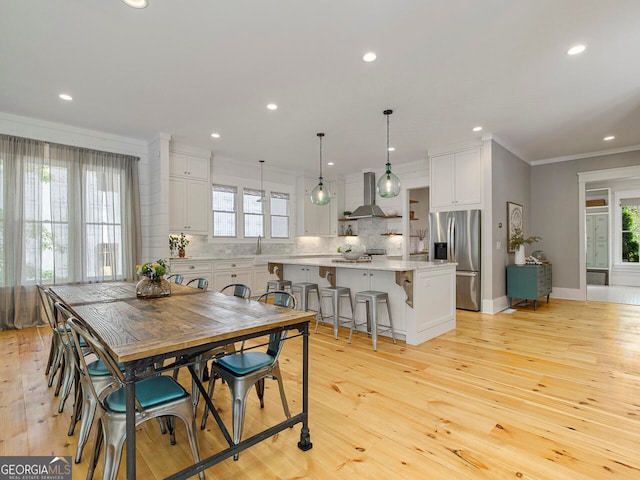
[291,282,322,320]
[318,286,354,339]
[266,279,292,292]
[350,290,396,351]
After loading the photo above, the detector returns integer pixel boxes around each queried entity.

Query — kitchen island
[268,257,456,346]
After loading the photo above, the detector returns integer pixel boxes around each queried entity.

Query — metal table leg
[124,365,137,479]
[298,322,312,451]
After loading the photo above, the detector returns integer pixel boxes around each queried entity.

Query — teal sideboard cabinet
[506,264,552,310]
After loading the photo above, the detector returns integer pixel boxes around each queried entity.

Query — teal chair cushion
[216,352,274,375]
[104,376,189,413]
[87,359,125,377]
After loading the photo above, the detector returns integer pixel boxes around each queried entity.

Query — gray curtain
[0,135,141,329]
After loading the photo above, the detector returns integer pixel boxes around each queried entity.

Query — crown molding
[531,144,640,166]
[482,134,528,164]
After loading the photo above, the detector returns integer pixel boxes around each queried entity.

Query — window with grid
[621,197,640,263]
[212,184,237,237]
[243,188,264,237]
[270,191,289,238]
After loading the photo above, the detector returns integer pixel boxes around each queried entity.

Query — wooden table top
[71,291,314,363]
[50,281,202,306]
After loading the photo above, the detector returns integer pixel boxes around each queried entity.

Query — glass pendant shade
[311,178,331,205]
[377,109,400,198]
[311,132,331,205]
[377,163,401,198]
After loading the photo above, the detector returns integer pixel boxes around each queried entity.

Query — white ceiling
[1,0,640,178]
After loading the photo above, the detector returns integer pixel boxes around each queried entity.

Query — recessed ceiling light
[211,133,220,138]
[567,44,586,55]
[363,52,377,63]
[472,126,483,132]
[603,135,615,141]
[387,147,395,152]
[266,103,278,110]
[327,162,334,166]
[121,0,148,8]
[58,93,73,101]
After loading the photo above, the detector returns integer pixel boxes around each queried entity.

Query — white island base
[270,258,456,346]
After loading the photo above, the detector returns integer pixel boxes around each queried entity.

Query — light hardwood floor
[1,298,639,479]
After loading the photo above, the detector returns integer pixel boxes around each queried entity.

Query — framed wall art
[507,201,523,253]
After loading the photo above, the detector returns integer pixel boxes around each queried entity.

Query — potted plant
[169,233,190,258]
[509,228,541,265]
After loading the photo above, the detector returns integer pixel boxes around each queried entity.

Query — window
[212,184,237,237]
[270,191,289,238]
[243,188,264,237]
[621,197,640,263]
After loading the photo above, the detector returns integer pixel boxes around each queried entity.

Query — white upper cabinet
[430,147,482,211]
[297,178,339,236]
[169,152,210,181]
[169,150,211,234]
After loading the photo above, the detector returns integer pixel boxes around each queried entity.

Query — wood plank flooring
[1,298,639,479]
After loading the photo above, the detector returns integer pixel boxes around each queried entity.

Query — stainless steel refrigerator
[429,209,481,311]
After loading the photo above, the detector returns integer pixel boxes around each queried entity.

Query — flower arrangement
[169,233,190,257]
[136,259,168,281]
[509,228,541,251]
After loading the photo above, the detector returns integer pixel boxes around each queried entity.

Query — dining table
[50,283,315,479]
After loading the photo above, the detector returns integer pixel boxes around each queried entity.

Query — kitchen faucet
[255,235,262,255]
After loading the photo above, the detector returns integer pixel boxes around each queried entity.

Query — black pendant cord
[317,132,325,184]
[384,109,393,171]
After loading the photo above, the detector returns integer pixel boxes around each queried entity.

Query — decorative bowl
[341,244,366,260]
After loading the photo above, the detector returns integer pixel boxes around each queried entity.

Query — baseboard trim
[550,287,584,301]
[482,296,510,314]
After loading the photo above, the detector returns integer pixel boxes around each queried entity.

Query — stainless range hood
[348,172,386,218]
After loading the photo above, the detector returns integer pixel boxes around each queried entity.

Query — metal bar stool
[291,282,322,320]
[318,286,354,339]
[349,290,396,351]
[266,279,292,292]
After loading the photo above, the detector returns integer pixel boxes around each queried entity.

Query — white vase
[514,245,526,265]
[418,240,425,252]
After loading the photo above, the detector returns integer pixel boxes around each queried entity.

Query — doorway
[580,167,640,305]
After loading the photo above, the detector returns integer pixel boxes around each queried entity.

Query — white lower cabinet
[169,260,213,287]
[213,260,253,293]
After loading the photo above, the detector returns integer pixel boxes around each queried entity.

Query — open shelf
[381,233,402,236]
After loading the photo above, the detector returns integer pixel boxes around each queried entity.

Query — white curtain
[0,135,141,329]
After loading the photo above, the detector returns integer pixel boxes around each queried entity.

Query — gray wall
[531,150,640,289]
[491,141,531,299]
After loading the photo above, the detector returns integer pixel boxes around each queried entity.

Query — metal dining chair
[40,287,90,414]
[200,290,295,460]
[166,273,184,285]
[37,284,64,386]
[220,283,251,299]
[175,282,251,413]
[65,316,204,480]
[56,302,124,464]
[186,277,209,290]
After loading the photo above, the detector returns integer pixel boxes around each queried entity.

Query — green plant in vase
[509,228,541,264]
[169,233,190,258]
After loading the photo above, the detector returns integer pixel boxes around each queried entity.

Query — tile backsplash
[178,218,402,259]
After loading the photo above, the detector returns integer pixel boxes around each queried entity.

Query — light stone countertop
[272,257,456,272]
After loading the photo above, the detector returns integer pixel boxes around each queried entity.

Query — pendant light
[311,132,331,205]
[377,109,401,198]
[257,160,265,202]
